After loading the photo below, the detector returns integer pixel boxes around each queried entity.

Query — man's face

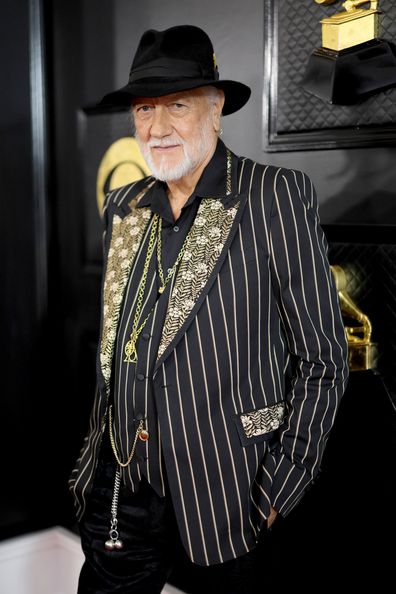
[132,87,223,182]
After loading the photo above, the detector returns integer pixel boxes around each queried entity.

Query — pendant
[105,538,124,551]
[158,286,165,294]
[105,519,124,551]
[138,429,149,441]
[124,336,137,363]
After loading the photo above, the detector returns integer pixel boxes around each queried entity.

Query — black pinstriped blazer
[69,145,348,566]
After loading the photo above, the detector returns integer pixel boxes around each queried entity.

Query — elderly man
[70,25,348,594]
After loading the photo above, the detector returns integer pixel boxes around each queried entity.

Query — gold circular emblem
[96,137,151,214]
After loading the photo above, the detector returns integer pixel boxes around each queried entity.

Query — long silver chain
[105,468,123,550]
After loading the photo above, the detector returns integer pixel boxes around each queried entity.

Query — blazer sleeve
[267,167,349,515]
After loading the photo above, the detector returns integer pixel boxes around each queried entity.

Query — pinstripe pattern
[69,148,348,565]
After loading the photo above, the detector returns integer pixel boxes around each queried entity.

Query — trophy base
[301,39,396,104]
[348,342,377,372]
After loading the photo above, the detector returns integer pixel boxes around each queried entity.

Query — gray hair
[201,85,224,109]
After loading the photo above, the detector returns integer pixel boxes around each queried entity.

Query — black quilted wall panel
[274,0,396,132]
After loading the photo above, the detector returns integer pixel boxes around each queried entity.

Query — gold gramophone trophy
[302,1,396,104]
[331,265,377,371]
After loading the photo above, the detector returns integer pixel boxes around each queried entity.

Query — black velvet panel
[265,0,396,149]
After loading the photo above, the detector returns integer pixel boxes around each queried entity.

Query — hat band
[129,57,219,83]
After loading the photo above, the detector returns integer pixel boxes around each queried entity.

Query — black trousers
[78,438,271,594]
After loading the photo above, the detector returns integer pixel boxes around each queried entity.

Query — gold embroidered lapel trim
[157,197,240,359]
[100,188,153,388]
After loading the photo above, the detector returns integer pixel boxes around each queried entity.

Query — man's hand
[267,506,278,529]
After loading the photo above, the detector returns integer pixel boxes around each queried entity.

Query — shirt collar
[136,139,236,222]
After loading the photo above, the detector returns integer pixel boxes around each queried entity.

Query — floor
[0,526,185,594]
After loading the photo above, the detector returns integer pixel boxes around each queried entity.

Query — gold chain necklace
[123,149,232,364]
[123,213,193,363]
[123,214,159,363]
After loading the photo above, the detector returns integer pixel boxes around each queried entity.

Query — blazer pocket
[234,402,285,447]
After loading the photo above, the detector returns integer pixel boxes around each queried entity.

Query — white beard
[136,116,215,182]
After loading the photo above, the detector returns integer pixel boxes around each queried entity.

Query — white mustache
[146,137,184,148]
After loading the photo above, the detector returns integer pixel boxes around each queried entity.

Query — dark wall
[0,0,64,538]
[0,0,39,536]
[49,0,116,529]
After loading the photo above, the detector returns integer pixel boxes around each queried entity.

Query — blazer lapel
[156,190,248,368]
[99,185,154,389]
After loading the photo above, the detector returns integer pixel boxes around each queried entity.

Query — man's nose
[150,107,172,137]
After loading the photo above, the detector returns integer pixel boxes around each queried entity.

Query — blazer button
[136,373,145,381]
[142,333,150,341]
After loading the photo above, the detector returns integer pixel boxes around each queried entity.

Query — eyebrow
[133,92,197,106]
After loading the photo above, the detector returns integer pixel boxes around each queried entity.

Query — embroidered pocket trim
[234,403,285,447]
[240,403,285,438]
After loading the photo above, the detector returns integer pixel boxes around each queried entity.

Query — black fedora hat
[98,25,251,116]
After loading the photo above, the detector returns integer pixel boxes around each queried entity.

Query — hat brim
[98,79,251,116]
